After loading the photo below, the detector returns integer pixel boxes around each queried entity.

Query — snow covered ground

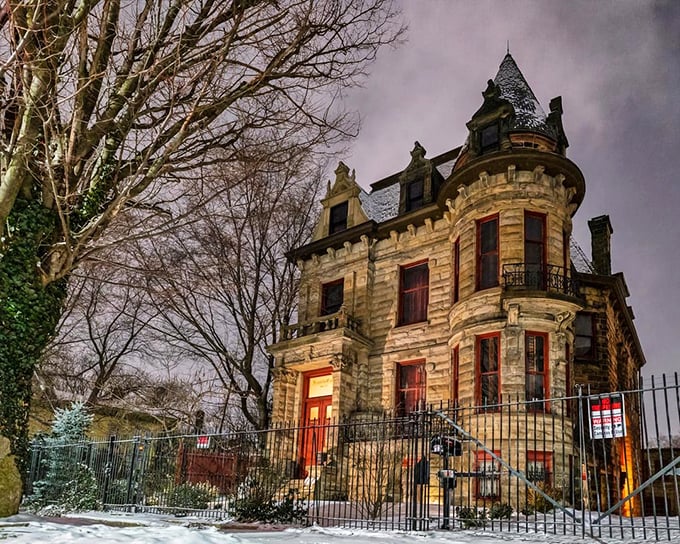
[1,511,679,544]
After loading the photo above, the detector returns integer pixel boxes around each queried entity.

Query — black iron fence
[26,374,680,540]
[502,263,580,298]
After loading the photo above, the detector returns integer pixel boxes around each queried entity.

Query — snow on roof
[359,183,400,223]
[494,54,556,138]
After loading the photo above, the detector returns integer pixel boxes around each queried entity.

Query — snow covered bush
[26,402,100,512]
[166,482,217,510]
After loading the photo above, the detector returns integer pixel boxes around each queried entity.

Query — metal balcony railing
[280,306,362,341]
[502,263,580,298]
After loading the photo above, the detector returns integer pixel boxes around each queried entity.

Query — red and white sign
[196,435,211,449]
[589,394,626,439]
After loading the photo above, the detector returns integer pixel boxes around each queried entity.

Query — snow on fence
[26,373,680,540]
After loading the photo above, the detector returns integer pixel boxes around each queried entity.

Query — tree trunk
[0,200,67,477]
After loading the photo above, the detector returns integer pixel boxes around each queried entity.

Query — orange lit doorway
[299,368,333,468]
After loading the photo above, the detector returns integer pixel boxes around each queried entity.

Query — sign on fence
[196,435,211,449]
[588,393,626,439]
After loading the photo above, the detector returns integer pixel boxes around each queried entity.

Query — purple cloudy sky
[343,1,680,380]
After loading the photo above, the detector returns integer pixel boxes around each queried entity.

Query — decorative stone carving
[507,303,520,326]
[329,161,358,196]
[555,311,575,333]
[272,366,297,385]
[331,346,356,371]
[507,164,516,183]
[533,165,545,183]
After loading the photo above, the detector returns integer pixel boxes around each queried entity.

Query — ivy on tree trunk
[0,200,66,475]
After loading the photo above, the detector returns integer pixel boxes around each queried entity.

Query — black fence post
[126,436,140,511]
[101,435,116,507]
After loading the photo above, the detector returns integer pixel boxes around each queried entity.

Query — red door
[299,369,333,468]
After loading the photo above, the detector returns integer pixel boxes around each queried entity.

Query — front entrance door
[299,369,333,467]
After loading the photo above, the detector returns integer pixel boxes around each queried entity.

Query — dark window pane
[575,314,593,335]
[480,124,499,152]
[575,314,594,360]
[453,239,460,303]
[525,243,543,267]
[480,254,498,289]
[481,219,498,253]
[405,179,424,212]
[481,375,498,406]
[321,280,343,315]
[480,337,499,372]
[525,215,544,242]
[574,337,593,357]
[526,335,544,372]
[329,201,348,234]
[399,263,429,325]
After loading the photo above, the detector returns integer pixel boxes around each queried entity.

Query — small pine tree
[28,402,100,512]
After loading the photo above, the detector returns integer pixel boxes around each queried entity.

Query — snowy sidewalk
[0,510,667,544]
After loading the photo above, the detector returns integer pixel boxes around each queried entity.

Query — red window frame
[526,451,553,485]
[476,333,501,410]
[475,450,501,499]
[525,332,549,411]
[452,237,460,303]
[451,345,460,406]
[398,260,429,326]
[396,359,426,417]
[524,211,547,289]
[320,278,344,316]
[476,214,499,290]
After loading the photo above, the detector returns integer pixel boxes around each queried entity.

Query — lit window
[526,332,549,411]
[398,261,429,326]
[477,333,500,410]
[320,279,344,316]
[329,201,348,234]
[396,360,426,417]
[477,215,499,290]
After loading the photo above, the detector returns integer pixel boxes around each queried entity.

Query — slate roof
[358,152,459,223]
[494,53,556,138]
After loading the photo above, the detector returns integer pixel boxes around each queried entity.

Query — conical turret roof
[493,53,555,138]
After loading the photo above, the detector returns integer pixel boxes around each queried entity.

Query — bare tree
[0,0,404,464]
[35,261,157,409]
[144,150,320,431]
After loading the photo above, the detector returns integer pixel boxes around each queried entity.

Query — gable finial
[506,40,510,55]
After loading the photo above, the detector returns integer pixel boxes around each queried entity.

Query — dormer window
[329,201,348,234]
[480,123,500,154]
[405,178,424,212]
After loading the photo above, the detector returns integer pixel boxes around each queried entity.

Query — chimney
[588,215,613,275]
